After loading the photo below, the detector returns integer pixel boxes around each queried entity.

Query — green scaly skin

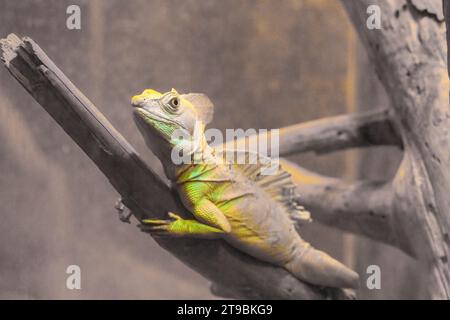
[131,88,359,289]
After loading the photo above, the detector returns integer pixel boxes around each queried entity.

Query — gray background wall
[0,0,424,299]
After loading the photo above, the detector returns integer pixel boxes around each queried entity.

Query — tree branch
[279,159,406,254]
[226,108,402,157]
[0,34,354,300]
[279,108,402,156]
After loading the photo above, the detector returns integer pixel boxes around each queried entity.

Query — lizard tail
[284,245,360,289]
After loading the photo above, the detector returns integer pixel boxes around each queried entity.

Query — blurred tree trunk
[343,0,450,298]
[354,39,426,299]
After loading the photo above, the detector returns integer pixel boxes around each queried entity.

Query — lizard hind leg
[139,212,226,239]
[284,244,360,289]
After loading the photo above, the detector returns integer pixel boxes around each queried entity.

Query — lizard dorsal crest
[219,149,312,224]
[181,93,214,125]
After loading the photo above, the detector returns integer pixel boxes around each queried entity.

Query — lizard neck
[163,133,217,181]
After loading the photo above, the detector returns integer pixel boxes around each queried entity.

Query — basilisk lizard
[130,88,359,289]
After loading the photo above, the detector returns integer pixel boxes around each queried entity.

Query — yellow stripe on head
[131,88,162,105]
[141,89,162,98]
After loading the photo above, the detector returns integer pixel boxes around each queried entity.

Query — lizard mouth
[132,106,188,131]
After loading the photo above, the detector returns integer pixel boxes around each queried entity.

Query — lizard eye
[165,97,180,113]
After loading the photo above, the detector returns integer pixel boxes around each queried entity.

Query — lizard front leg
[139,212,225,239]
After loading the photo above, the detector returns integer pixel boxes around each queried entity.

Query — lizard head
[131,88,214,161]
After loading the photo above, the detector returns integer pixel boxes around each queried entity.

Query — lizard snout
[131,95,144,107]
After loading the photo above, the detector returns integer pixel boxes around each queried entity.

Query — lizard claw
[138,219,172,236]
[167,212,182,220]
[138,212,182,236]
[115,198,133,224]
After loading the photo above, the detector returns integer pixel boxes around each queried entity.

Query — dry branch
[278,108,401,155]
[228,108,402,157]
[0,34,355,300]
[279,159,400,253]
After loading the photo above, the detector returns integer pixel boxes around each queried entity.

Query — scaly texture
[133,88,359,289]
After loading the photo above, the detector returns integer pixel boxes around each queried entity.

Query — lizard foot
[138,212,184,237]
[139,212,225,239]
[115,198,133,224]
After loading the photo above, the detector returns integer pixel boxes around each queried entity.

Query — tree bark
[342,0,450,299]
[280,159,399,253]
[228,108,402,156]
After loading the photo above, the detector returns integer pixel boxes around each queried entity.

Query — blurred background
[0,0,426,299]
